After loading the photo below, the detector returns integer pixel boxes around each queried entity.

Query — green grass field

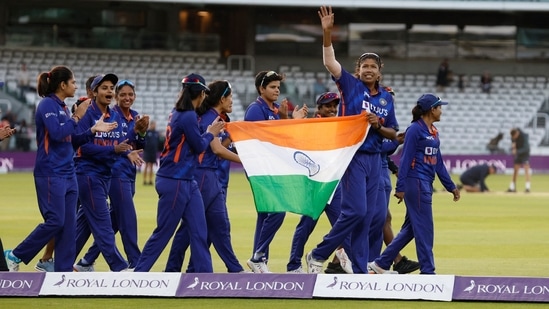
[1,171,549,308]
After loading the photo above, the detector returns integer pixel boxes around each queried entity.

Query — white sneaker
[35,258,55,272]
[368,262,398,274]
[4,250,20,272]
[120,268,134,272]
[306,252,324,274]
[335,248,353,274]
[246,258,271,273]
[73,260,95,272]
[287,266,305,273]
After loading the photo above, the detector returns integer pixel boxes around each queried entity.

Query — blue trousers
[311,152,381,273]
[165,169,242,272]
[134,176,212,272]
[251,212,285,261]
[374,177,436,274]
[368,168,391,262]
[287,185,343,271]
[75,175,127,271]
[81,177,141,268]
[13,176,77,272]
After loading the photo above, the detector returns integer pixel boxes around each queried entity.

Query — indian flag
[226,114,369,220]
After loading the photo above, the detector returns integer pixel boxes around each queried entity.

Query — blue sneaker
[35,258,55,272]
[4,249,21,272]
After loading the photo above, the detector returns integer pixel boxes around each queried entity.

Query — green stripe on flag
[248,174,339,220]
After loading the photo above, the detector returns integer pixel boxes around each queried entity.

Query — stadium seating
[1,47,547,155]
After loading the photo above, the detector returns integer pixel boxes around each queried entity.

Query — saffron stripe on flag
[226,114,369,219]
[227,114,369,150]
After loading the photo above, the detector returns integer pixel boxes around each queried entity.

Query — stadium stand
[1,46,547,155]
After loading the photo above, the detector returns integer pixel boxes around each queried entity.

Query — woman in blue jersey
[369,93,460,275]
[134,73,225,272]
[371,86,420,274]
[165,80,244,273]
[4,66,117,272]
[306,6,398,274]
[245,70,308,273]
[215,112,233,198]
[74,79,148,271]
[73,73,143,272]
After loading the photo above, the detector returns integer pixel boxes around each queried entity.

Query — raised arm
[318,6,342,79]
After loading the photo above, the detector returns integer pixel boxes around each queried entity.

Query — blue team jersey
[33,94,92,177]
[244,97,281,121]
[197,108,223,169]
[381,138,400,168]
[335,69,399,153]
[156,108,214,180]
[110,105,145,180]
[395,119,455,193]
[74,100,126,177]
[216,156,231,189]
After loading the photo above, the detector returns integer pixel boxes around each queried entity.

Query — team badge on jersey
[425,147,433,155]
[379,98,387,106]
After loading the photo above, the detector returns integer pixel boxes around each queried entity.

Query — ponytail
[37,66,73,98]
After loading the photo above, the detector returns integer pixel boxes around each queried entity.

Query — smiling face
[356,58,381,87]
[94,81,115,106]
[116,85,136,110]
[317,101,338,118]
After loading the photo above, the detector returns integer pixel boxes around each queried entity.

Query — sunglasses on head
[260,71,278,88]
[115,79,135,92]
[431,97,442,107]
[221,80,232,97]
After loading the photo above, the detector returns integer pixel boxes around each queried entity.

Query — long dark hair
[37,66,73,98]
[411,105,429,122]
[197,80,231,116]
[175,84,203,111]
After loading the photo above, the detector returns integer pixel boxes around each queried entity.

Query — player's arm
[318,6,342,79]
[211,138,240,163]
[435,149,460,201]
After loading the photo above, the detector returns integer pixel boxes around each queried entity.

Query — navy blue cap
[91,73,118,91]
[316,92,340,105]
[417,93,448,111]
[182,73,210,94]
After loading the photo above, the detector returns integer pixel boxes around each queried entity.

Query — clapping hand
[127,149,144,166]
[134,114,150,135]
[91,114,118,133]
[114,139,133,154]
[293,104,308,119]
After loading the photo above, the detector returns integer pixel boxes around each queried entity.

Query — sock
[525,182,531,190]
[252,252,265,261]
[509,182,515,190]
